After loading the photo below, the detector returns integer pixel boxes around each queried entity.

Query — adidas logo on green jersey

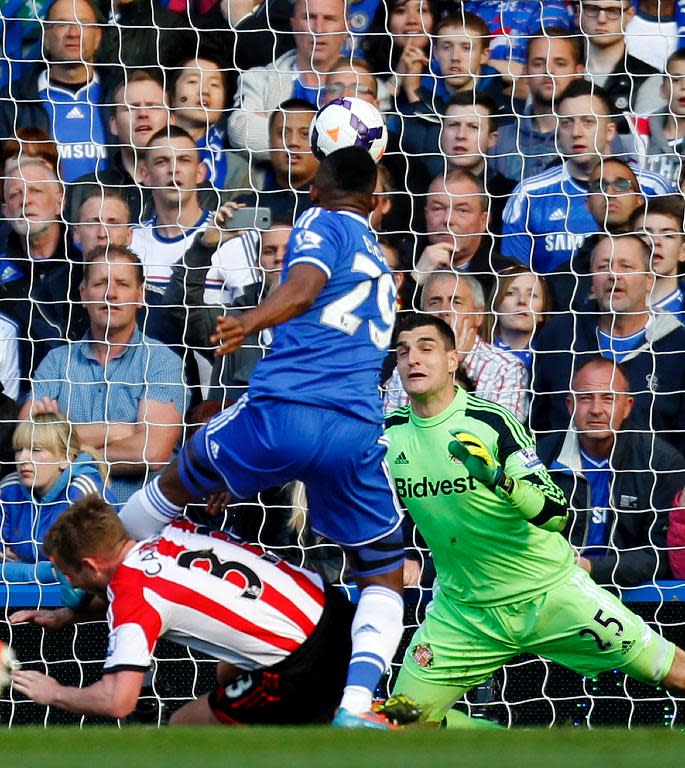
[394,451,409,465]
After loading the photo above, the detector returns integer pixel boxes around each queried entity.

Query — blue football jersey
[197,125,228,188]
[37,71,109,182]
[502,164,674,274]
[654,286,685,321]
[462,1,572,64]
[248,207,396,423]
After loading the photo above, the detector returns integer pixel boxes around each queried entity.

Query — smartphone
[222,206,272,231]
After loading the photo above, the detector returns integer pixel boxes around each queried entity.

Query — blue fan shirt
[502,164,674,274]
[463,1,573,64]
[36,71,109,182]
[580,449,612,554]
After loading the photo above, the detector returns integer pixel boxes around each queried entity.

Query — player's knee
[158,458,199,507]
[169,696,218,726]
[216,661,241,687]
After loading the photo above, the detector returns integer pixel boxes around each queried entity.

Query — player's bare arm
[10,596,109,630]
[212,263,328,357]
[11,668,145,719]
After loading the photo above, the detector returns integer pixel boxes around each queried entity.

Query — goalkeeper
[386,313,685,726]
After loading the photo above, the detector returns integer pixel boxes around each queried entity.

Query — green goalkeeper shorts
[393,568,675,723]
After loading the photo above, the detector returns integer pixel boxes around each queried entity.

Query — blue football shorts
[178,394,404,548]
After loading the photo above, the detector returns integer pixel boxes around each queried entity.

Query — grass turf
[1,727,683,768]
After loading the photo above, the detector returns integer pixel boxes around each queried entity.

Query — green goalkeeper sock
[443,709,502,729]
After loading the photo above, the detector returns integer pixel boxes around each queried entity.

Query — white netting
[1,0,685,728]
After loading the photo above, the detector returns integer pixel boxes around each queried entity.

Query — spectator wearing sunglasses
[502,81,672,277]
[548,157,646,311]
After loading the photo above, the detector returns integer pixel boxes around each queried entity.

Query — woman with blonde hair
[0,412,110,579]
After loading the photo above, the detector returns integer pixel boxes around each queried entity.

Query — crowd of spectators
[2,0,685,591]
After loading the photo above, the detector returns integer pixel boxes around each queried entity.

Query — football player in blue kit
[118,147,407,729]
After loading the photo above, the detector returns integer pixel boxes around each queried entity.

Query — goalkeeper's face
[396,326,458,402]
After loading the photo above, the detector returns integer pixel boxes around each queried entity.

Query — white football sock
[117,476,184,540]
[340,585,404,714]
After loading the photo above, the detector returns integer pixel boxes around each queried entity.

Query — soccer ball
[0,641,19,693]
[309,97,387,163]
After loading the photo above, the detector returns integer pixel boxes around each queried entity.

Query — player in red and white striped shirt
[10,496,354,725]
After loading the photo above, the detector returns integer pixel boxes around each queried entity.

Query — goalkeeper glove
[448,431,569,532]
[51,563,91,611]
[448,431,515,497]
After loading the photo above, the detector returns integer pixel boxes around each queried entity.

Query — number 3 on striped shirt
[320,252,396,350]
[177,549,263,600]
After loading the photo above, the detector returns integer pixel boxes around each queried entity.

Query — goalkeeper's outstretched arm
[501,470,569,533]
[449,427,569,533]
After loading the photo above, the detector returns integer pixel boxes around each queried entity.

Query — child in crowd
[0,412,110,581]
[632,195,685,318]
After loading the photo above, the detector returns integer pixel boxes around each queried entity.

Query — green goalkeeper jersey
[385,387,575,607]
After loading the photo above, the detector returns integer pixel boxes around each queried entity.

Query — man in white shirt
[130,126,259,385]
[227,0,347,158]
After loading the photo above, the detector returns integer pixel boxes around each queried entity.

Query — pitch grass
[1,727,684,768]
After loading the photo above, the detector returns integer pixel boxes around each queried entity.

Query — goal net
[1,0,685,728]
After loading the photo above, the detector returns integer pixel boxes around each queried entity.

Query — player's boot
[332,707,400,730]
[373,694,422,726]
